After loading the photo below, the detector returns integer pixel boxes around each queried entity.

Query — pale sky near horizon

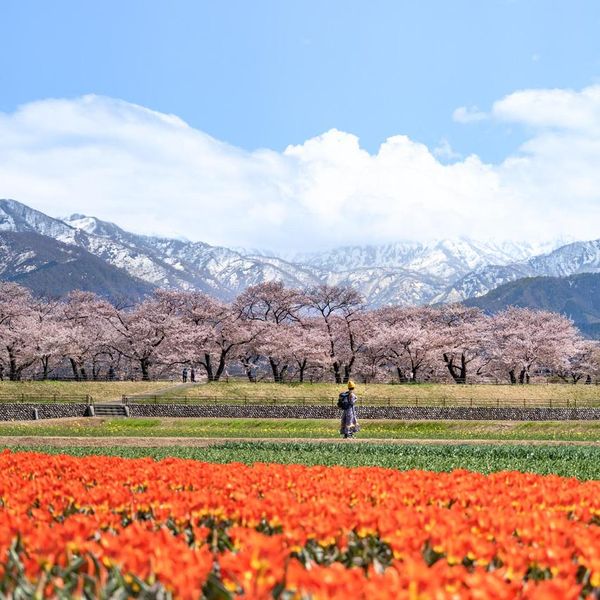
[1,1,600,251]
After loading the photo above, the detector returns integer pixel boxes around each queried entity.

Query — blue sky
[2,0,599,159]
[1,1,600,250]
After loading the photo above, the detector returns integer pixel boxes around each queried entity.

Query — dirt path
[116,382,204,403]
[2,436,600,448]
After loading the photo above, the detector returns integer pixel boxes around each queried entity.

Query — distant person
[182,367,188,383]
[190,367,196,383]
[108,365,116,381]
[338,380,360,439]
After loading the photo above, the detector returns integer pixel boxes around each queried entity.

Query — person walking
[339,380,360,439]
[182,367,188,383]
[190,367,196,383]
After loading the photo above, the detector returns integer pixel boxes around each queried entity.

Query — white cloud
[433,138,462,161]
[452,105,488,123]
[492,85,600,131]
[1,90,600,252]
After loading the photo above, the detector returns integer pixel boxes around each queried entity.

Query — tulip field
[1,450,600,598]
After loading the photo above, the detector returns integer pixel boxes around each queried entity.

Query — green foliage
[8,442,600,480]
[3,418,600,441]
[0,537,172,599]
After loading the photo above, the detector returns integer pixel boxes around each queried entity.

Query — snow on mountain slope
[0,201,193,288]
[435,239,600,303]
[0,230,155,299]
[0,199,591,307]
[63,213,325,299]
[298,238,548,281]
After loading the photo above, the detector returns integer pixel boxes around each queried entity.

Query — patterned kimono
[340,392,360,438]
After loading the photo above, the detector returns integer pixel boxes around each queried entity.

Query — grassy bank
[154,381,600,407]
[0,381,173,403]
[6,442,600,479]
[2,417,600,441]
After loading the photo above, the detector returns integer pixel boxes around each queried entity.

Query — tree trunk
[8,350,18,381]
[41,356,50,380]
[518,368,531,384]
[240,355,260,383]
[443,353,467,384]
[343,358,355,383]
[508,369,517,384]
[92,360,102,381]
[213,350,229,382]
[459,354,467,384]
[203,353,215,382]
[140,358,150,381]
[7,348,33,381]
[332,361,342,384]
[298,359,307,383]
[269,357,280,382]
[324,318,339,383]
[69,358,80,381]
[396,367,408,383]
[410,364,418,383]
[79,366,88,381]
[280,365,288,383]
[240,356,257,382]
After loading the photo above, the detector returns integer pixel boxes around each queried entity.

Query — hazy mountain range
[1,199,600,314]
[466,272,600,339]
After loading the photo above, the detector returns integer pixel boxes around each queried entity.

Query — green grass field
[151,380,600,407]
[0,381,172,403]
[2,417,600,441]
[6,442,600,479]
[1,380,598,406]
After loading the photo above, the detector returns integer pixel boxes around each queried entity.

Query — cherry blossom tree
[372,306,440,383]
[431,305,492,384]
[164,290,262,382]
[304,285,365,383]
[554,339,599,384]
[31,298,67,379]
[285,319,330,383]
[0,280,596,385]
[491,307,580,384]
[0,283,40,380]
[101,292,179,380]
[60,291,116,380]
[235,282,303,382]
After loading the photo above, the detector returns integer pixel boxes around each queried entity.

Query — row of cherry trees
[0,281,598,384]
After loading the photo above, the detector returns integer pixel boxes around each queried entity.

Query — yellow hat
[347,380,355,390]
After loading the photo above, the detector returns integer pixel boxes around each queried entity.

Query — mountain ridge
[465,272,600,339]
[0,198,598,307]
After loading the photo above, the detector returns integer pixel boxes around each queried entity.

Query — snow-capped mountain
[0,198,595,306]
[1,200,321,299]
[64,215,321,295]
[435,239,600,303]
[62,210,546,304]
[0,228,154,300]
[296,239,540,278]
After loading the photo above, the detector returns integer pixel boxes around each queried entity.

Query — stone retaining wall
[129,404,600,421]
[0,404,90,421]
[1,403,600,421]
